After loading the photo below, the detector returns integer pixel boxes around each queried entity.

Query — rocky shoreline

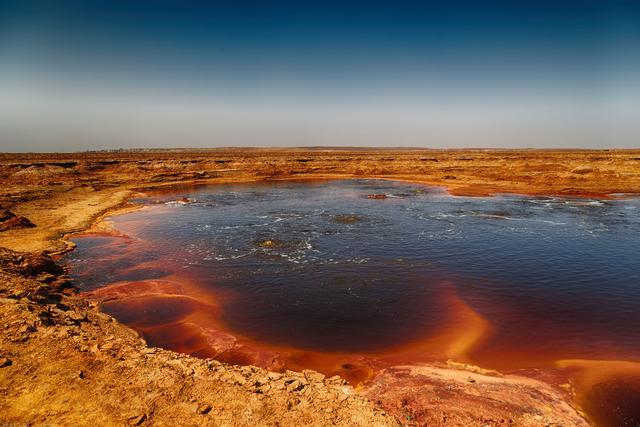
[0,248,394,426]
[3,148,638,425]
[0,247,591,426]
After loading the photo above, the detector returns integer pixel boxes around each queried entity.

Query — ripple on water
[65,179,640,424]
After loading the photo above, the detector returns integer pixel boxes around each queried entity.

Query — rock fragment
[267,371,282,380]
[304,370,325,382]
[127,414,147,426]
[0,211,35,232]
[286,380,304,392]
[196,403,212,415]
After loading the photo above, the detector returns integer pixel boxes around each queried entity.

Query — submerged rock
[165,197,193,206]
[255,239,281,248]
[332,214,364,224]
[366,194,387,200]
[253,238,303,250]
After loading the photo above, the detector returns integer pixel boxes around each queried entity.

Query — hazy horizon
[1,1,639,152]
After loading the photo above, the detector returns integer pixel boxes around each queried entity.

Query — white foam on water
[220,222,271,229]
[472,214,522,221]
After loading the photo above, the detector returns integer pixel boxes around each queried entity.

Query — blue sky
[1,0,638,151]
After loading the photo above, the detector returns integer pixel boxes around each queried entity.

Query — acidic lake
[65,179,640,424]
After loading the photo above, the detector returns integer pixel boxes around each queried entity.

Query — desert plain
[1,148,640,426]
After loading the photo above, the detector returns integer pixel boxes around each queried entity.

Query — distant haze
[1,1,639,152]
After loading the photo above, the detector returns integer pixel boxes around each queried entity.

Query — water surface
[66,179,640,425]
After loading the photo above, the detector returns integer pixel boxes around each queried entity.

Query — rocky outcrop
[362,364,589,426]
[0,248,63,278]
[0,210,35,232]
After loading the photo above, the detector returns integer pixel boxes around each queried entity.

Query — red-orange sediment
[3,148,640,425]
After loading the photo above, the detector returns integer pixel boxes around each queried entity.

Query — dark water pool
[66,179,640,425]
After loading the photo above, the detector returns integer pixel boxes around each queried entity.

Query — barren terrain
[2,148,639,426]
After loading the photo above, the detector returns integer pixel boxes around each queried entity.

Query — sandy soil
[2,148,639,426]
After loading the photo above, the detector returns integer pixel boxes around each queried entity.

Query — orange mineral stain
[555,359,640,426]
[66,179,640,425]
[83,277,492,384]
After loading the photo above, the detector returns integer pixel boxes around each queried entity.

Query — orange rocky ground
[1,148,639,426]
